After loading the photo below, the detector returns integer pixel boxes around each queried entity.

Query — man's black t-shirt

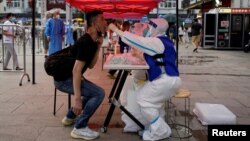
[191,22,202,36]
[71,33,98,74]
[53,33,98,81]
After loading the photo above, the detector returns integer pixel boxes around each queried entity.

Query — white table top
[103,54,149,70]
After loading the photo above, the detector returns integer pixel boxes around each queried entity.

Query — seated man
[109,18,182,140]
[54,10,106,140]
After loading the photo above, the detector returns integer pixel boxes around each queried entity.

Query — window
[37,0,41,7]
[159,2,165,8]
[164,0,176,8]
[7,0,22,8]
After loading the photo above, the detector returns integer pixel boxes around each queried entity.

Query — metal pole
[176,0,179,68]
[32,0,36,84]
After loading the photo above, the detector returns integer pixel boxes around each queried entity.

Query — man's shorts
[192,35,201,44]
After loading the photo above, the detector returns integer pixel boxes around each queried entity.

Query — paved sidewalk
[0,43,250,141]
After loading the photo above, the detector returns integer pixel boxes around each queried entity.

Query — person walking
[191,18,202,52]
[54,10,107,140]
[2,13,22,70]
[44,8,65,55]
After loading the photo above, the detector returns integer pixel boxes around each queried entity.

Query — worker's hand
[73,98,82,116]
[47,36,50,42]
[108,23,118,32]
[108,23,123,36]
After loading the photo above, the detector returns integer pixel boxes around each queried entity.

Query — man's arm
[72,60,85,115]
[3,23,14,37]
[108,23,164,56]
[44,19,51,41]
[3,30,15,37]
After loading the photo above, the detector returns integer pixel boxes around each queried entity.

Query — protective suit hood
[131,22,149,37]
[146,18,168,37]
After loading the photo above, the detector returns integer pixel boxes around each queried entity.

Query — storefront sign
[190,0,197,5]
[232,8,250,14]
[220,21,229,28]
[47,0,66,10]
[219,8,231,13]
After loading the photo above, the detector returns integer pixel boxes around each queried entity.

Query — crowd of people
[167,17,202,52]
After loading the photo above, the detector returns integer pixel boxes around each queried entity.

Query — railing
[0,24,30,86]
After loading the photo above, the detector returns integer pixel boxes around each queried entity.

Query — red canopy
[103,12,146,19]
[65,0,161,18]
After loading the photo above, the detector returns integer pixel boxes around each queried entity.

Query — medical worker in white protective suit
[109,18,182,141]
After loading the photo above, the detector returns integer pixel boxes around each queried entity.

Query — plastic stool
[167,88,192,139]
[53,88,71,115]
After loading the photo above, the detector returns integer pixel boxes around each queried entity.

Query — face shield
[145,19,169,37]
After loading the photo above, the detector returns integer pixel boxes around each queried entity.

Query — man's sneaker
[71,127,100,140]
[61,116,76,126]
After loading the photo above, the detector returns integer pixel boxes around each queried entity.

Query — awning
[184,0,213,10]
[65,0,161,18]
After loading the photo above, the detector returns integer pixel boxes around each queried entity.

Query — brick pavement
[0,43,250,141]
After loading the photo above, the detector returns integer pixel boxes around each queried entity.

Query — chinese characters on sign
[47,0,66,10]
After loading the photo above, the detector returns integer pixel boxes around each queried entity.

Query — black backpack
[44,47,75,81]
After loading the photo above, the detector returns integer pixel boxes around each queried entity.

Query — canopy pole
[32,0,36,84]
[176,0,179,68]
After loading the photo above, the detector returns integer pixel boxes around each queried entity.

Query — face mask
[142,26,149,37]
[10,17,16,23]
[145,26,153,37]
[96,25,103,37]
[97,31,103,37]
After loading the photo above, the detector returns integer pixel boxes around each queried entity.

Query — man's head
[46,11,52,18]
[86,10,107,36]
[6,13,16,23]
[51,8,60,19]
[6,13,14,19]
[193,18,198,23]
[121,21,130,32]
[146,18,168,37]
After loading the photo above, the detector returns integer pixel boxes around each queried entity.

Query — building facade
[0,0,41,14]
[183,0,250,49]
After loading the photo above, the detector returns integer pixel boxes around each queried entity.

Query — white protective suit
[109,19,182,141]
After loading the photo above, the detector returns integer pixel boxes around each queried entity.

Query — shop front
[203,8,250,49]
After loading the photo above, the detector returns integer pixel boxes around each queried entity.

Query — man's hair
[6,13,14,19]
[123,21,130,28]
[86,10,103,27]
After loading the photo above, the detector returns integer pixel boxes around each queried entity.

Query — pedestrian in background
[43,11,52,58]
[65,20,74,47]
[2,13,22,70]
[44,8,65,55]
[191,18,202,52]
